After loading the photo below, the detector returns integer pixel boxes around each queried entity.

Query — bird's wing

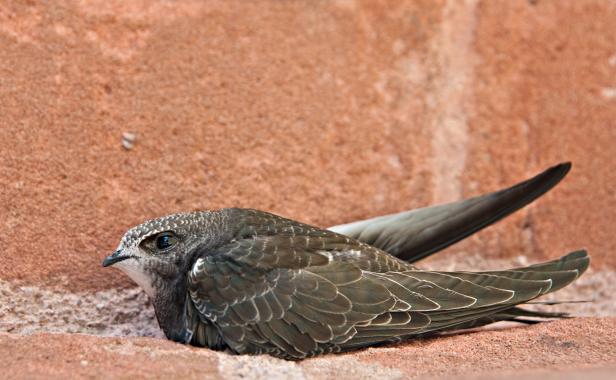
[185,211,412,359]
[329,162,571,263]
[342,250,589,349]
[186,210,589,359]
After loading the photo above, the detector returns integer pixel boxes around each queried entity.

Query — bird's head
[102,211,220,298]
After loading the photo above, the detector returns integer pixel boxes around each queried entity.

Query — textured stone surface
[2,0,616,378]
[460,0,616,270]
[1,0,615,291]
[2,318,615,380]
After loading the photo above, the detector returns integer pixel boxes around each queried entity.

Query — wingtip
[525,161,572,196]
[557,249,590,280]
[548,161,572,179]
[562,248,590,260]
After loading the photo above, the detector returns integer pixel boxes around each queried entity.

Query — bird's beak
[102,249,132,267]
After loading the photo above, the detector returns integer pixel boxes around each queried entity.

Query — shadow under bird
[103,162,589,359]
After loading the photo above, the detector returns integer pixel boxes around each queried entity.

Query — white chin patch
[115,260,156,298]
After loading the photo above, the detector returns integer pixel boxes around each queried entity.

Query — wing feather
[329,163,571,263]
[186,209,589,359]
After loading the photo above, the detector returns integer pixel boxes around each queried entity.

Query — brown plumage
[103,162,589,359]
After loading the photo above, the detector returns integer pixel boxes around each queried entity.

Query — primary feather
[329,162,570,263]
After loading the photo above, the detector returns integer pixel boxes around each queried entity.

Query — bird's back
[185,208,588,359]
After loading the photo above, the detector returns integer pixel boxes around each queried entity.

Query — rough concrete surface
[1,0,615,379]
[2,318,615,380]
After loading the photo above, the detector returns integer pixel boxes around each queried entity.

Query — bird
[102,162,589,360]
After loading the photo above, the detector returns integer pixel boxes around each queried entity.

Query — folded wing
[185,210,589,359]
[329,162,571,263]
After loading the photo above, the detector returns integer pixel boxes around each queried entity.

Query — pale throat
[116,260,157,298]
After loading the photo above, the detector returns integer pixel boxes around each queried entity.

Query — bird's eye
[155,232,177,251]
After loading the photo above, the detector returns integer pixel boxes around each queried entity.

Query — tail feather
[434,307,571,332]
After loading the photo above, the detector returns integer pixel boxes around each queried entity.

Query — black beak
[102,250,132,267]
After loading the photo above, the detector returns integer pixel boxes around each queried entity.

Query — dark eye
[155,232,176,250]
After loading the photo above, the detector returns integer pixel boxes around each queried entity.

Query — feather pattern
[186,208,589,359]
[106,163,588,359]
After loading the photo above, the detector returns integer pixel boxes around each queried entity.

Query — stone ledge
[3,317,615,379]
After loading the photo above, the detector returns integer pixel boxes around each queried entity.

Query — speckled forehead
[120,211,210,248]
